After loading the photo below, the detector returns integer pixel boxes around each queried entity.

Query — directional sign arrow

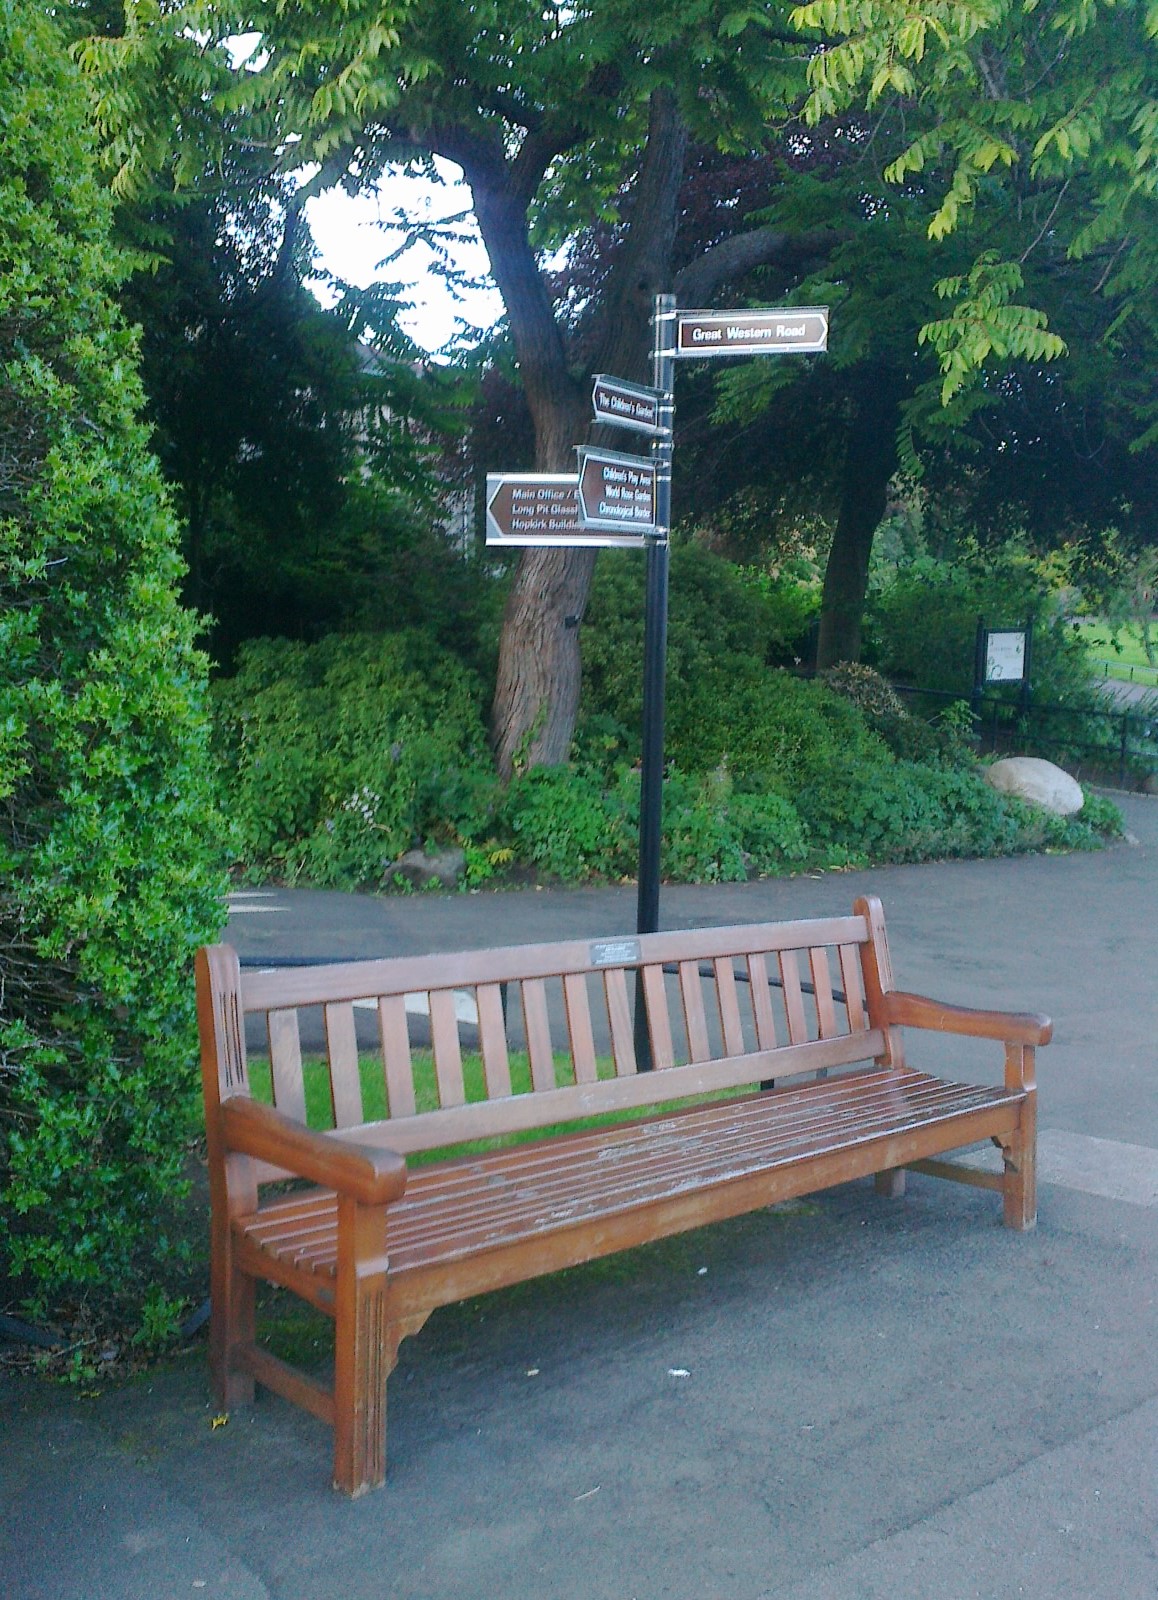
[576,447,658,534]
[591,374,667,436]
[486,473,651,549]
[676,306,829,357]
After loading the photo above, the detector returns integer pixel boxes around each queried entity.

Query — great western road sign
[591,374,666,436]
[576,447,658,534]
[485,473,650,549]
[676,307,828,357]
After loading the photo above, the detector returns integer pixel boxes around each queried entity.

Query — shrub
[581,544,814,756]
[0,7,225,1327]
[213,632,500,885]
[797,761,1029,866]
[870,547,1095,705]
[500,765,635,882]
[494,764,810,886]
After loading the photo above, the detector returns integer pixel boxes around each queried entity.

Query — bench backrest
[196,895,897,1180]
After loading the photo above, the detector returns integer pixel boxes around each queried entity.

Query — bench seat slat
[236,1072,1021,1288]
[380,1078,1006,1242]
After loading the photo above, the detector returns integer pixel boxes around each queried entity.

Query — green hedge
[0,4,225,1331]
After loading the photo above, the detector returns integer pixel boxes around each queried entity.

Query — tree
[77,2,836,772]
[0,1,224,1328]
[119,176,473,664]
[678,0,1158,660]
[77,0,1155,712]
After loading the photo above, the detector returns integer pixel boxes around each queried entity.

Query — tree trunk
[478,91,688,778]
[815,374,903,670]
[490,545,599,773]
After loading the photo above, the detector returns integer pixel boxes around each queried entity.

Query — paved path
[3,794,1157,1600]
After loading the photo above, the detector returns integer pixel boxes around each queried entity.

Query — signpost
[984,629,1028,683]
[972,618,1034,724]
[591,374,666,436]
[676,307,829,358]
[485,298,828,1063]
[486,473,649,549]
[576,447,657,533]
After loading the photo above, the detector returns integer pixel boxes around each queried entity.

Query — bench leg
[1002,1104,1037,1232]
[332,1197,391,1496]
[210,1228,256,1409]
[875,1167,906,1199]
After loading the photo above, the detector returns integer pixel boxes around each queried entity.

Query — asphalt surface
[3,792,1157,1600]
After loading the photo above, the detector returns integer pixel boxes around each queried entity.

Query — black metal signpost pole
[489,298,825,1071]
[634,296,676,1068]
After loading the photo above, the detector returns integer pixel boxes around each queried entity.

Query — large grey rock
[983,756,1084,816]
[385,846,466,890]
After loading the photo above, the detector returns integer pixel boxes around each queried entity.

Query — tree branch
[674,226,838,305]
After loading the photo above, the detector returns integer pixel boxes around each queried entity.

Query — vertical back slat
[714,957,745,1057]
[747,953,778,1051]
[563,973,600,1084]
[810,947,839,1039]
[604,968,637,1076]
[324,1003,363,1127]
[838,944,867,1033]
[377,995,416,1118]
[476,984,513,1099]
[429,990,466,1108]
[779,949,809,1045]
[641,965,675,1070]
[680,961,711,1063]
[522,978,556,1093]
[268,1009,307,1124]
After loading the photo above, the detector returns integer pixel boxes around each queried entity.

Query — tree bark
[815,372,904,669]
[464,85,841,772]
[479,90,689,779]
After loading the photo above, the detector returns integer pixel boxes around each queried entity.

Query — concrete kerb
[2,793,1156,1600]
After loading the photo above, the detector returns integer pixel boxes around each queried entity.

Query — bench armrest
[220,1097,408,1206]
[883,990,1052,1047]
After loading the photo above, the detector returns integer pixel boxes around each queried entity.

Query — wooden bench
[195,894,1050,1495]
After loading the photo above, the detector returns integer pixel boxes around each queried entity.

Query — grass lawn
[1072,619,1158,682]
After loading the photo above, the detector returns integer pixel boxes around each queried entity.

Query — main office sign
[676,307,829,357]
[485,473,650,549]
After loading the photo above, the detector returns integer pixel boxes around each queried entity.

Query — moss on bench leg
[332,1198,391,1495]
